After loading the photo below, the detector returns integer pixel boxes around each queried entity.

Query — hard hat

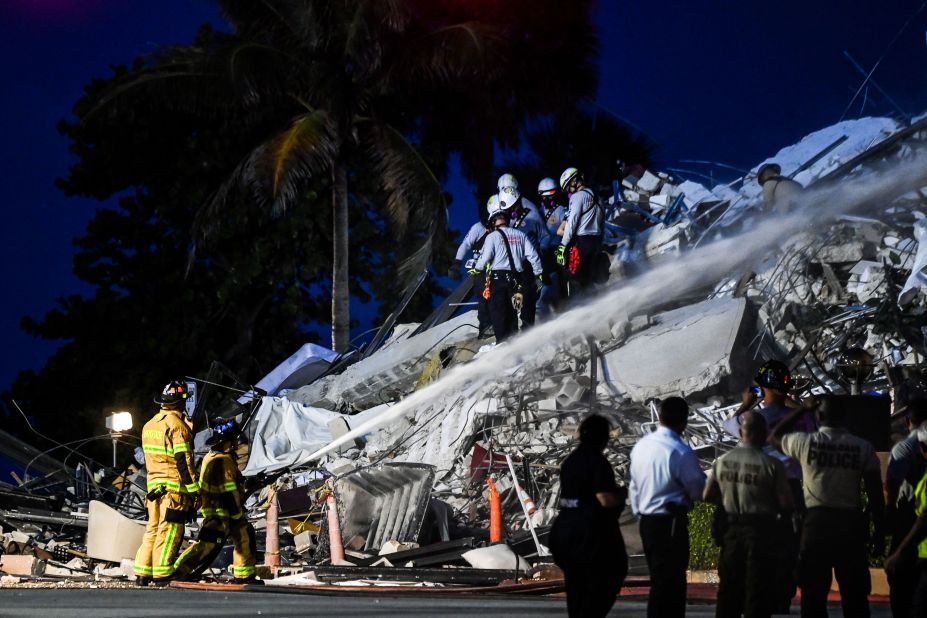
[154,380,190,407]
[485,194,500,216]
[754,360,790,391]
[497,173,518,192]
[559,167,581,191]
[537,177,558,197]
[206,418,242,447]
[757,163,782,184]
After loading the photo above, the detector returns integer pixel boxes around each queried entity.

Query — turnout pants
[134,491,190,580]
[566,235,603,294]
[798,507,871,618]
[173,515,257,581]
[640,512,689,618]
[716,518,776,618]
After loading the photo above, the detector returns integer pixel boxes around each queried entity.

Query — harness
[494,228,525,315]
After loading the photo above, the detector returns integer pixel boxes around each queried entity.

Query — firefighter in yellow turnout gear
[134,380,198,586]
[173,418,259,583]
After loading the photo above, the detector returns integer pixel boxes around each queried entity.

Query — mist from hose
[307,154,927,462]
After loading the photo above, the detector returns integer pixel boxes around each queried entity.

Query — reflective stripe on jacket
[916,472,927,559]
[142,408,198,493]
[199,451,244,520]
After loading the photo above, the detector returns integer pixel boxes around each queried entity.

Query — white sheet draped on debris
[243,397,389,475]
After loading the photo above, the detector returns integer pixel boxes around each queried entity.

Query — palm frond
[361,120,446,282]
[266,110,338,212]
[393,21,505,84]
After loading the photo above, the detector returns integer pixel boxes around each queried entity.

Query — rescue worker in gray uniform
[556,167,604,295]
[474,207,542,342]
[498,174,548,325]
[705,412,793,618]
[770,396,885,618]
[452,195,499,337]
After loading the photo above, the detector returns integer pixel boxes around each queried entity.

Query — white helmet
[498,190,520,211]
[537,177,557,197]
[560,167,581,191]
[485,194,500,216]
[497,173,520,204]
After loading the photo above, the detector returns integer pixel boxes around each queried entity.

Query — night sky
[2,0,926,393]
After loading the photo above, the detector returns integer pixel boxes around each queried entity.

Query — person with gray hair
[705,412,793,617]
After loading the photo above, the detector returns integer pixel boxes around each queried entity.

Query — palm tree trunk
[331,161,350,352]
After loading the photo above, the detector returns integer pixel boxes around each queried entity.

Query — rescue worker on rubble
[134,380,199,586]
[770,395,885,618]
[556,167,604,295]
[757,163,803,215]
[173,419,260,584]
[497,173,548,325]
[473,206,542,343]
[885,425,927,616]
[725,359,809,612]
[629,396,706,618]
[550,414,628,618]
[884,397,927,617]
[704,412,793,618]
[452,195,499,337]
[537,177,568,309]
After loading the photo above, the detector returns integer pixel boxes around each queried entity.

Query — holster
[146,486,168,502]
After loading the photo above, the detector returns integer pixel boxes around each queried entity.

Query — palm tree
[82,0,599,351]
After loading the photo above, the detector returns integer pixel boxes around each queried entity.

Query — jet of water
[307,154,927,461]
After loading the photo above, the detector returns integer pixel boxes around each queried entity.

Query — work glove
[448,260,461,280]
[536,275,544,293]
[467,266,480,276]
[555,245,566,266]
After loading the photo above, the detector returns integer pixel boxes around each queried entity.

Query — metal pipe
[504,454,546,556]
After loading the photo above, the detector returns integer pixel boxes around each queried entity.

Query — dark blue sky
[1,0,926,392]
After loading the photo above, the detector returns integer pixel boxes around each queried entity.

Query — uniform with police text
[779,426,881,617]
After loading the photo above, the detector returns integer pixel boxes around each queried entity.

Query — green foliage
[689,502,721,570]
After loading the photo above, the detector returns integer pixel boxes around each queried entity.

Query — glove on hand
[555,245,566,266]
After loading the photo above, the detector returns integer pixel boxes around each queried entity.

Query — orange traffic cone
[488,478,502,543]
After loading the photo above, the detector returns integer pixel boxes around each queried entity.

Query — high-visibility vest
[916,472,927,559]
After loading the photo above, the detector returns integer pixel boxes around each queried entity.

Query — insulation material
[900,218,927,305]
[238,343,337,403]
[333,463,436,552]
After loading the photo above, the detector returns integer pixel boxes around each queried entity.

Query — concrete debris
[7,113,927,590]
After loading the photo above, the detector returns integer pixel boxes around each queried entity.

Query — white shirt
[561,188,603,246]
[474,227,542,275]
[629,426,706,515]
[455,221,490,261]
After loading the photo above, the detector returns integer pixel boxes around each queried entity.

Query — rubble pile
[5,114,927,589]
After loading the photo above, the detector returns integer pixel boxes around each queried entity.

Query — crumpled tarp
[239,343,339,404]
[243,397,389,475]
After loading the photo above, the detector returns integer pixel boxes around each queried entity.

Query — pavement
[0,588,895,617]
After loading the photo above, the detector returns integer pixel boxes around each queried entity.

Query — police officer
[725,359,809,612]
[473,207,542,343]
[705,412,793,618]
[453,195,499,337]
[550,415,628,618]
[134,380,199,586]
[885,398,927,617]
[173,419,259,584]
[629,397,706,618]
[556,167,604,295]
[885,426,927,616]
[771,396,885,617]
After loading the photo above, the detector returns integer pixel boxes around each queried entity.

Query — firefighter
[498,174,549,326]
[474,207,543,342]
[134,380,199,586]
[173,419,259,584]
[537,177,568,311]
[556,167,604,295]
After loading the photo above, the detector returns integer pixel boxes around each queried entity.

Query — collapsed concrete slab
[290,311,480,411]
[603,297,756,402]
